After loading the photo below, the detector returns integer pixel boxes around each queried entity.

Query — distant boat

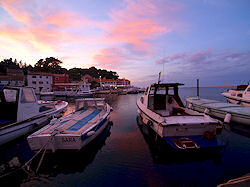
[40,91,54,96]
[54,83,93,98]
[127,87,138,94]
[27,98,112,152]
[0,86,68,146]
[221,84,250,107]
[137,83,224,150]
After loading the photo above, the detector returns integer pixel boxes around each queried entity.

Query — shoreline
[181,86,236,88]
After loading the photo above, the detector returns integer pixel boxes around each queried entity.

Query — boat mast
[158,72,161,84]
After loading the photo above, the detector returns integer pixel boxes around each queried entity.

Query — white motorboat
[40,91,54,96]
[136,83,224,150]
[0,86,68,146]
[222,85,250,107]
[54,83,93,98]
[27,98,112,152]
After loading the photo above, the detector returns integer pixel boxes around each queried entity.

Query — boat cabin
[0,86,56,126]
[142,83,184,116]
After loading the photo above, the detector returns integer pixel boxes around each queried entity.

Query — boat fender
[204,108,210,114]
[188,103,192,109]
[86,131,95,137]
[224,113,231,124]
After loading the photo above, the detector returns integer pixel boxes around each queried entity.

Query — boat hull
[28,114,110,152]
[0,101,68,146]
[222,93,250,107]
[137,98,223,150]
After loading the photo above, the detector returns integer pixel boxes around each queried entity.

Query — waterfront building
[26,72,52,93]
[95,77,131,88]
[52,74,70,91]
[0,68,25,86]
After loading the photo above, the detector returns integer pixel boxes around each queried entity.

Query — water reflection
[0,122,113,186]
[31,122,112,176]
[224,123,250,138]
[136,116,223,165]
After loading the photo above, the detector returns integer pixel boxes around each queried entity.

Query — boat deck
[41,107,105,135]
[163,115,217,125]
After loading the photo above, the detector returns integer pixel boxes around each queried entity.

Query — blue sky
[0,0,249,87]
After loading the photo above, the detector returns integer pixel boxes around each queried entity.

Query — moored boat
[186,97,250,126]
[27,98,112,152]
[0,86,68,146]
[221,84,250,107]
[54,82,93,98]
[136,83,224,150]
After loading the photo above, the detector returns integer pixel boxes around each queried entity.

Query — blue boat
[27,98,112,152]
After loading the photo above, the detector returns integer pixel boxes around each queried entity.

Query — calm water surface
[0,87,250,186]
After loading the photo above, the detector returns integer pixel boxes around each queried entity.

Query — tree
[34,57,65,73]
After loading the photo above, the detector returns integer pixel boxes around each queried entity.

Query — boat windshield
[21,88,36,103]
[156,87,167,95]
[0,88,19,124]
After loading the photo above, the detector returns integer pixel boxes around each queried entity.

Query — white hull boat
[54,83,93,98]
[0,87,68,146]
[186,97,250,126]
[40,91,54,96]
[222,85,250,107]
[137,83,224,150]
[28,98,112,152]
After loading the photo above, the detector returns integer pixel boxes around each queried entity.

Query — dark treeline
[0,57,119,81]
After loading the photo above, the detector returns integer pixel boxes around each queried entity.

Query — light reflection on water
[0,88,250,186]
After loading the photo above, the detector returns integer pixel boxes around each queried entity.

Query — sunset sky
[0,0,249,87]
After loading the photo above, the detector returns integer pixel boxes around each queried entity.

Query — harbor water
[1,87,250,186]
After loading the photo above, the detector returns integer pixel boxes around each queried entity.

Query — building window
[39,81,43,84]
[32,75,36,78]
[32,81,36,84]
[40,76,42,78]
[46,76,48,79]
[46,81,49,84]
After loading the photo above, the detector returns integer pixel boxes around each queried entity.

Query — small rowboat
[27,98,112,152]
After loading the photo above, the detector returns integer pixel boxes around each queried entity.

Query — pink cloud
[155,49,250,74]
[156,52,186,64]
[187,49,212,64]
[0,0,92,52]
[0,0,185,70]
[0,25,88,53]
[93,48,129,69]
[42,12,93,28]
[93,0,184,68]
[0,0,40,24]
[103,0,174,53]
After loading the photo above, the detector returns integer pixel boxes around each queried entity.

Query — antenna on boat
[158,72,161,84]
